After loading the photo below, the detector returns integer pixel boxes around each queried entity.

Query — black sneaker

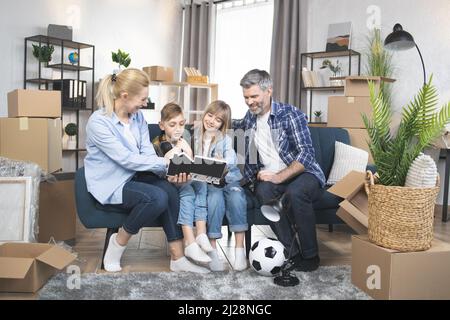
[286,254,320,272]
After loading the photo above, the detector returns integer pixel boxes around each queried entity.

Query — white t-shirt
[120,121,137,147]
[203,135,212,157]
[255,111,287,173]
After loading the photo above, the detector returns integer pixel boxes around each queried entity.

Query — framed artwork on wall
[326,22,352,52]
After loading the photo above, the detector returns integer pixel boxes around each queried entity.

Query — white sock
[103,233,126,272]
[196,233,214,253]
[233,247,248,271]
[170,256,210,273]
[184,242,212,263]
[208,249,226,272]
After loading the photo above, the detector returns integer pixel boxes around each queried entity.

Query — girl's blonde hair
[96,68,150,115]
[201,100,231,136]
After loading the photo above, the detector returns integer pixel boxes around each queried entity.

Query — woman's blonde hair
[96,68,150,115]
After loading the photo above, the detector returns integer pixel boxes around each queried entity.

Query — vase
[67,139,76,150]
[314,117,322,123]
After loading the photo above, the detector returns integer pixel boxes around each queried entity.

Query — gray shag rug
[38,266,370,300]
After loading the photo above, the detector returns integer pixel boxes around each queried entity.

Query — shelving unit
[300,49,361,122]
[24,35,95,171]
[145,81,218,123]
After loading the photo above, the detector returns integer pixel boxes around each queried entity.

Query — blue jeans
[177,180,208,227]
[255,173,324,259]
[207,182,248,239]
[116,173,183,241]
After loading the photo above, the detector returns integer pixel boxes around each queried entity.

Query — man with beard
[233,69,325,271]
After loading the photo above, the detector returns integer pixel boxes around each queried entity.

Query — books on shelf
[167,152,227,185]
[301,67,319,87]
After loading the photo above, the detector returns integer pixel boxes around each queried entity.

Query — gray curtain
[270,0,302,108]
[182,0,215,121]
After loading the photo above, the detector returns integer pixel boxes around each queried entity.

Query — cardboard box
[328,171,368,234]
[343,76,395,97]
[187,75,209,84]
[0,242,76,293]
[0,118,62,173]
[7,89,61,118]
[143,66,174,82]
[327,96,372,128]
[345,128,374,164]
[352,235,450,300]
[38,173,76,243]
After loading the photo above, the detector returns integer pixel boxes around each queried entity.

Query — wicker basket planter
[365,171,440,252]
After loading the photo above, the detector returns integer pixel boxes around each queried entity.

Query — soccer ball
[249,238,287,277]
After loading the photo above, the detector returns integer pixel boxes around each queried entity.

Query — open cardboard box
[340,76,395,97]
[327,170,368,234]
[0,242,76,293]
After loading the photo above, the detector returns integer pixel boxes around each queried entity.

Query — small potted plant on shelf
[111,49,131,73]
[64,123,78,149]
[32,44,55,79]
[313,110,323,123]
[321,59,342,86]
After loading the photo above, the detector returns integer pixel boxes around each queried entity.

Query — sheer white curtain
[213,0,274,119]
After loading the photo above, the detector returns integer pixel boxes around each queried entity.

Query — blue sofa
[75,125,350,266]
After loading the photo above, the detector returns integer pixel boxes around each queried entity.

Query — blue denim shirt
[203,134,243,184]
[233,100,325,187]
[85,109,166,204]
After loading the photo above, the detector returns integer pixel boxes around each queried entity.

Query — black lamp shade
[384,23,415,50]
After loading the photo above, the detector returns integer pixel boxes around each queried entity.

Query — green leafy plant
[111,49,131,69]
[362,76,450,186]
[364,28,394,106]
[321,59,341,76]
[313,111,323,117]
[32,44,54,63]
[64,123,78,137]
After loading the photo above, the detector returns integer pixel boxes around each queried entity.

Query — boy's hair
[96,68,150,116]
[202,100,231,135]
[160,103,184,122]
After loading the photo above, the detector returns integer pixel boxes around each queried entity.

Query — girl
[194,100,248,271]
[153,103,213,264]
[85,68,208,273]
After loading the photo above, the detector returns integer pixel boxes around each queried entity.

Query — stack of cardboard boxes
[327,76,396,164]
[328,171,450,300]
[1,89,62,173]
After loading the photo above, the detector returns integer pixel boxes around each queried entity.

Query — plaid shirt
[233,100,325,187]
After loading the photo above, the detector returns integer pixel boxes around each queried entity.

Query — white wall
[305,0,450,204]
[0,0,183,171]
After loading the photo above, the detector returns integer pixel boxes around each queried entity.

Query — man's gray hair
[240,69,273,91]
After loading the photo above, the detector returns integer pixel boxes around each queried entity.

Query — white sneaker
[170,257,210,273]
[184,242,212,263]
[196,233,214,253]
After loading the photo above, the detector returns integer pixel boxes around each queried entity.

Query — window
[213,0,274,119]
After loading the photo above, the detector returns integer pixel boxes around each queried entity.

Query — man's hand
[257,170,283,184]
[167,172,191,185]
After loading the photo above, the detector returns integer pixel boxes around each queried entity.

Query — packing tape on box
[19,118,29,131]
[347,97,355,104]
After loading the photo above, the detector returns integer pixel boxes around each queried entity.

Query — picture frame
[326,22,352,52]
[0,177,34,243]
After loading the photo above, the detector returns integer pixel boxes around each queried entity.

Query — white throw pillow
[327,141,369,185]
[404,153,438,188]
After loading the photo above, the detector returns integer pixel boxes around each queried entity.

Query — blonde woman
[84,68,208,273]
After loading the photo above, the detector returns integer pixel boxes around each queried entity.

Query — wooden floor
[1,206,449,300]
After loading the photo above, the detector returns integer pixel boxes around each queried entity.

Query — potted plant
[363,77,450,251]
[64,123,78,149]
[321,59,342,86]
[313,110,323,123]
[111,49,131,72]
[32,44,55,79]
